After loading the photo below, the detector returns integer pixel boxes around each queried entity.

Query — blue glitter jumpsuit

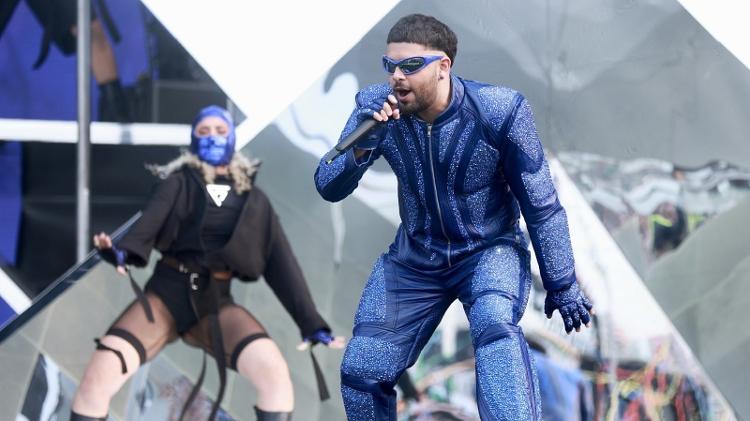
[315,74,579,420]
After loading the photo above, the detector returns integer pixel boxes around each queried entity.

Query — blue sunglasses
[382,55,444,75]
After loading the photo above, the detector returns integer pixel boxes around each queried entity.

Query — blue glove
[304,328,336,346]
[544,282,593,333]
[351,92,394,150]
[98,244,127,268]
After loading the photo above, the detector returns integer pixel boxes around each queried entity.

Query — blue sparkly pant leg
[458,243,542,420]
[340,254,454,421]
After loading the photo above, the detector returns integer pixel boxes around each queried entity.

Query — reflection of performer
[649,202,687,256]
[71,106,343,421]
[315,14,593,420]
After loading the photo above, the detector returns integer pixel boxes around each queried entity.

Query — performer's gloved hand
[93,232,127,276]
[544,281,594,334]
[352,93,399,150]
[297,328,346,350]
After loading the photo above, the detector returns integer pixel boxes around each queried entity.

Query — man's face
[385,42,447,116]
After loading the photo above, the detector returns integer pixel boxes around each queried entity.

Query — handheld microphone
[322,119,381,164]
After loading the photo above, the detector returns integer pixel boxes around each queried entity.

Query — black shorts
[144,260,234,334]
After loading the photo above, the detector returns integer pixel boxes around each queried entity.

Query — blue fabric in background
[0,141,22,266]
[0,0,148,120]
[0,296,16,329]
[532,349,594,421]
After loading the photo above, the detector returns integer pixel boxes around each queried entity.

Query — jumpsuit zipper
[426,123,452,267]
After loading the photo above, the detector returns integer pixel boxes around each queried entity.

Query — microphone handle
[323,119,380,164]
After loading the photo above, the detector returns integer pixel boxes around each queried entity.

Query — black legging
[105,291,269,370]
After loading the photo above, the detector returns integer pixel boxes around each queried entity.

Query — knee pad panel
[341,336,403,383]
[468,294,515,340]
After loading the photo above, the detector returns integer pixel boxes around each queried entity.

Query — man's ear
[439,57,452,79]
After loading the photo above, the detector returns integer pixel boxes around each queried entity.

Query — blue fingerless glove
[544,281,593,333]
[304,328,335,346]
[98,244,127,268]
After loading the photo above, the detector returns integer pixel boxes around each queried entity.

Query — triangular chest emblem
[206,184,231,207]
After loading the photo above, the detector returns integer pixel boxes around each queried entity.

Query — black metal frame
[0,212,141,344]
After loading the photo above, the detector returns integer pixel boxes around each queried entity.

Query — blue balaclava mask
[190,105,236,166]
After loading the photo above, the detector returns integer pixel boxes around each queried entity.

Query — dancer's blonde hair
[147,150,261,194]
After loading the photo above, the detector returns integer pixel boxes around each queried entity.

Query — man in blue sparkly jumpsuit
[314,14,593,421]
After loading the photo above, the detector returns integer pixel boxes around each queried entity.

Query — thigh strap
[94,327,146,374]
[229,332,269,371]
[93,339,127,375]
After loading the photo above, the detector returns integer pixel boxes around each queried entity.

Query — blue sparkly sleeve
[314,91,385,202]
[501,95,577,291]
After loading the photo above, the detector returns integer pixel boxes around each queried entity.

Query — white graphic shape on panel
[141,0,401,146]
[677,1,750,70]
[207,184,231,207]
[274,72,400,226]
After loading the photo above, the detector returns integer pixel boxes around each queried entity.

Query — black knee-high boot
[254,406,292,421]
[70,410,107,421]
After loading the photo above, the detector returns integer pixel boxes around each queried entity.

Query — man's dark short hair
[387,14,458,65]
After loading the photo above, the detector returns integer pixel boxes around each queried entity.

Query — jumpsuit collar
[432,73,465,126]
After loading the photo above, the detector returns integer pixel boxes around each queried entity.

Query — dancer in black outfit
[71,105,343,421]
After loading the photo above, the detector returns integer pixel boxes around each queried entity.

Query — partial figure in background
[0,0,135,121]
[315,14,593,420]
[71,105,343,421]
[649,202,688,257]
